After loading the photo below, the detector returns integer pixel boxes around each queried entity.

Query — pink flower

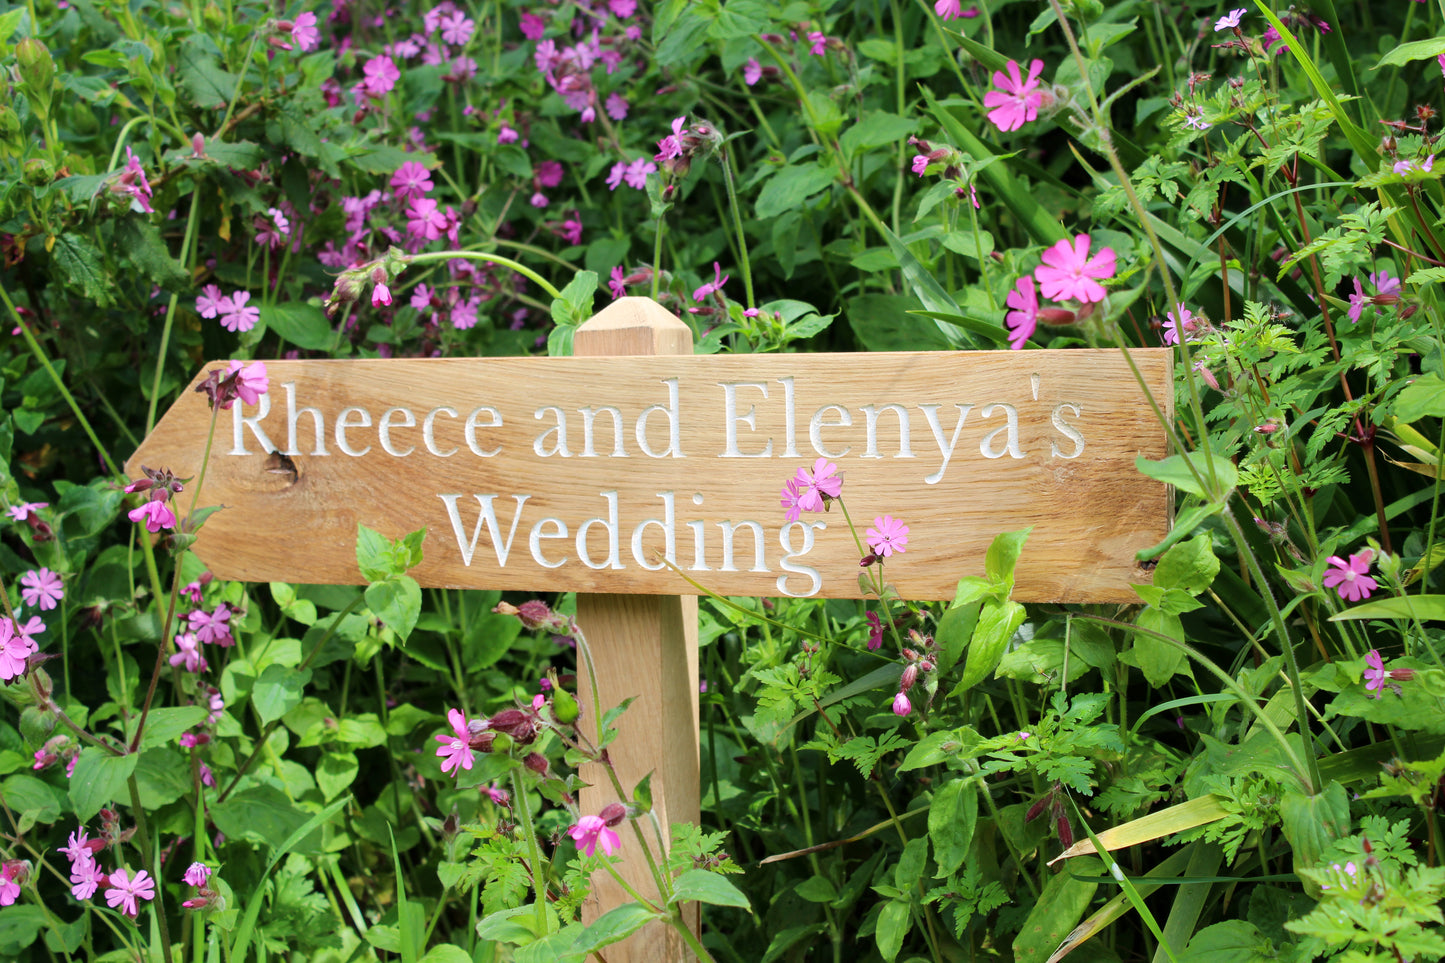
[219,291,260,333]
[935,0,970,18]
[0,861,25,906]
[1370,270,1402,298]
[866,611,883,650]
[780,476,807,522]
[195,284,227,319]
[536,160,564,188]
[1261,25,1286,54]
[70,854,105,900]
[609,266,627,299]
[6,501,46,522]
[1347,277,1368,323]
[391,161,434,200]
[794,458,843,512]
[20,568,63,609]
[116,147,154,213]
[892,692,912,716]
[363,56,400,96]
[440,10,474,45]
[519,12,546,39]
[692,262,730,302]
[1214,8,1245,30]
[169,632,208,673]
[624,157,655,189]
[436,707,474,775]
[1323,551,1377,602]
[497,124,519,144]
[0,618,36,680]
[605,93,629,121]
[1363,650,1387,698]
[655,116,687,162]
[127,494,175,532]
[1163,305,1201,344]
[743,57,762,85]
[1033,234,1116,303]
[867,515,909,557]
[290,11,319,51]
[406,197,448,240]
[1438,53,1445,79]
[1005,276,1039,350]
[189,604,233,646]
[807,31,827,55]
[911,154,930,176]
[567,814,621,856]
[225,360,268,407]
[372,281,393,307]
[253,208,289,249]
[183,862,211,887]
[983,59,1046,133]
[104,868,155,918]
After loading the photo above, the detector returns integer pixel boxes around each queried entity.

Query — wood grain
[126,298,1173,601]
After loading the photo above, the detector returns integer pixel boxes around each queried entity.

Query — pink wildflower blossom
[1163,305,1201,345]
[892,692,912,716]
[536,160,564,188]
[128,498,176,533]
[226,360,269,407]
[253,208,290,249]
[807,31,827,55]
[195,284,227,319]
[219,291,260,333]
[983,59,1046,133]
[0,862,22,906]
[104,868,155,918]
[290,11,319,51]
[497,124,519,144]
[866,611,883,650]
[1033,234,1116,303]
[624,157,655,189]
[363,56,401,96]
[440,10,474,45]
[436,707,475,774]
[1323,551,1377,602]
[935,0,968,18]
[1363,650,1387,698]
[6,501,46,522]
[183,863,211,887]
[1005,276,1039,350]
[70,855,105,900]
[744,58,762,85]
[568,814,621,856]
[692,262,729,302]
[0,618,35,681]
[780,476,807,522]
[609,266,627,299]
[1214,8,1245,30]
[407,197,448,241]
[1347,277,1368,323]
[169,632,208,673]
[866,516,909,557]
[794,458,843,512]
[605,93,629,121]
[189,604,233,646]
[20,568,63,610]
[391,161,434,200]
[519,12,546,39]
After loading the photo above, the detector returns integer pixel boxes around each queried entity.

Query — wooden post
[574,298,701,960]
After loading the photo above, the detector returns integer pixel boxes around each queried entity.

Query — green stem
[150,189,204,433]
[403,250,562,300]
[718,150,754,310]
[510,768,551,935]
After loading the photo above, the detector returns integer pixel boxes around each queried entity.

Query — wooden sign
[128,304,1171,603]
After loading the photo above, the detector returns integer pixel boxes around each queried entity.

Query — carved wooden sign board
[130,312,1171,603]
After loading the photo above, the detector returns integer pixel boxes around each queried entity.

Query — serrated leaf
[177,36,237,108]
[115,217,190,288]
[366,575,421,642]
[51,233,114,307]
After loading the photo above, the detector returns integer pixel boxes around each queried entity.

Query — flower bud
[891,692,911,717]
[599,802,628,826]
[523,752,549,775]
[900,664,919,692]
[551,687,580,725]
[16,39,55,103]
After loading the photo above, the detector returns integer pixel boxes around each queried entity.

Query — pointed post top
[575,296,693,358]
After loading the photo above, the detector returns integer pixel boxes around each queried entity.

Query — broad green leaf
[570,903,661,952]
[4,774,62,832]
[1135,501,1225,561]
[984,527,1032,586]
[1132,607,1185,687]
[262,301,334,350]
[115,217,190,288]
[69,748,137,822]
[875,899,911,962]
[950,599,1026,696]
[317,751,359,800]
[138,706,209,749]
[1330,594,1445,622]
[0,906,46,956]
[876,222,967,346]
[133,748,191,809]
[1376,36,1445,69]
[1180,920,1272,963]
[1136,451,1236,500]
[1279,782,1350,872]
[1395,374,1445,421]
[1152,535,1220,595]
[551,270,598,326]
[929,780,976,878]
[1013,857,1101,963]
[419,948,474,963]
[839,111,916,160]
[356,523,394,581]
[366,575,422,642]
[669,869,751,909]
[252,663,311,724]
[756,163,835,220]
[51,233,114,307]
[794,876,837,903]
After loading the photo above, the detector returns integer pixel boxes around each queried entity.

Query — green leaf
[367,575,422,642]
[3,774,62,832]
[1152,534,1220,595]
[69,748,137,822]
[839,111,916,161]
[669,869,751,909]
[357,523,395,581]
[1329,595,1445,622]
[794,876,838,903]
[139,706,209,749]
[929,779,977,878]
[133,747,191,808]
[876,222,967,346]
[551,270,598,326]
[706,0,769,40]
[984,527,1032,587]
[756,164,835,220]
[51,233,114,307]
[1376,36,1445,69]
[252,663,311,724]
[115,217,190,288]
[1013,857,1101,963]
[570,903,661,953]
[262,301,335,350]
[0,906,47,956]
[212,784,323,852]
[1395,374,1445,421]
[1132,607,1185,687]
[177,36,237,108]
[1135,450,1236,500]
[1181,920,1272,963]
[1279,782,1350,870]
[875,899,911,962]
[951,599,1026,696]
[418,948,475,963]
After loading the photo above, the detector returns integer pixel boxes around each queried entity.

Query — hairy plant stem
[509,767,551,935]
[404,249,562,300]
